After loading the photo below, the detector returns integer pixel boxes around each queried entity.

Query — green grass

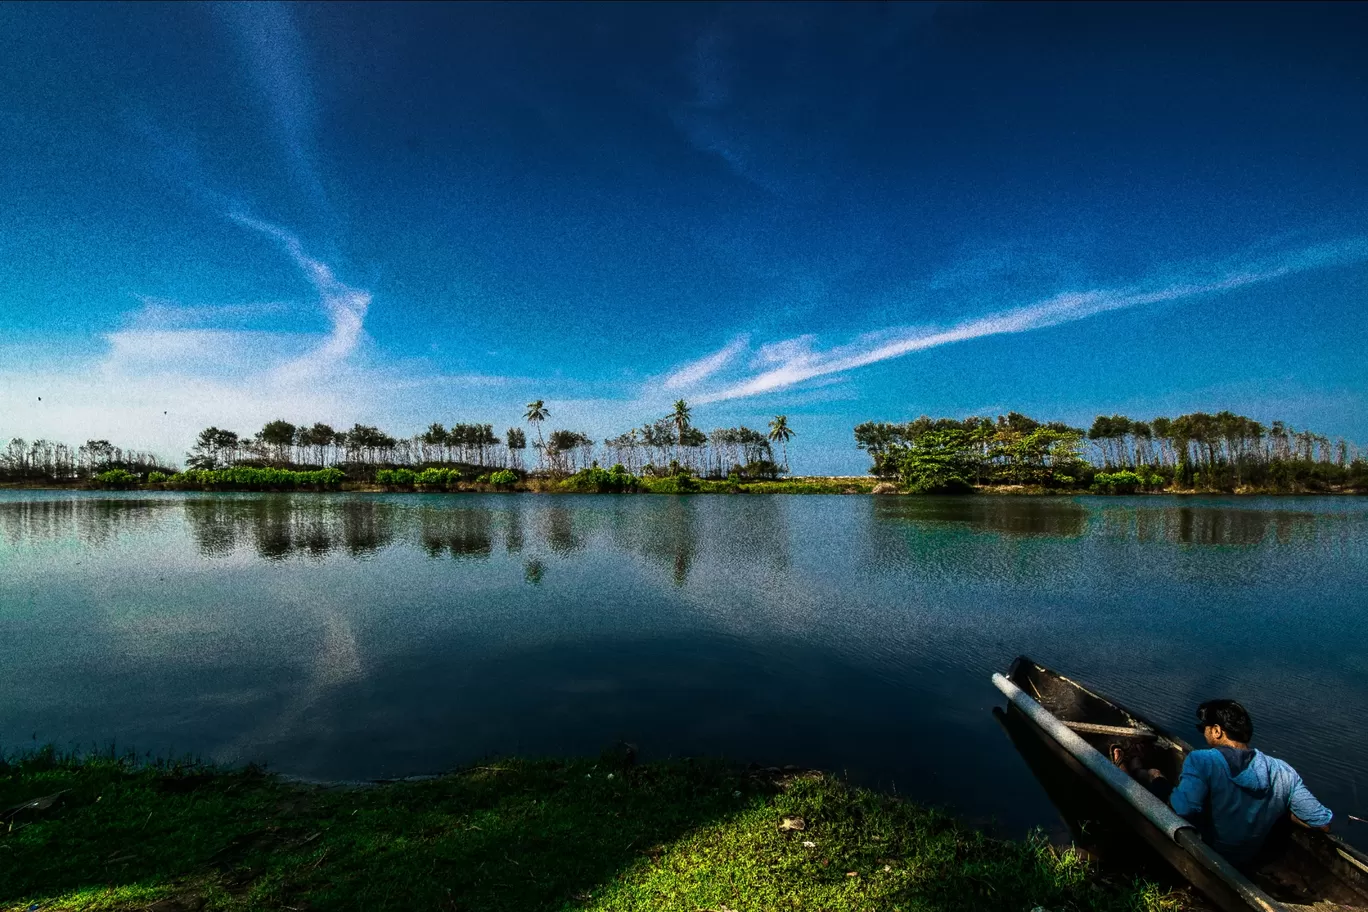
[0,749,1185,912]
[634,476,877,495]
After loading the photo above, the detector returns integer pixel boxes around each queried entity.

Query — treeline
[0,438,173,483]
[2,399,797,487]
[180,401,796,482]
[855,410,1368,493]
[184,422,512,471]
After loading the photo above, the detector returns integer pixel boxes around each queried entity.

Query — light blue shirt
[1170,747,1333,864]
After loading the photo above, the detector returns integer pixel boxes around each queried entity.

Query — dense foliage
[641,471,702,494]
[1091,470,1165,494]
[8,401,1366,495]
[0,438,171,483]
[559,464,640,493]
[92,468,139,489]
[415,468,463,489]
[169,467,346,490]
[857,410,1367,493]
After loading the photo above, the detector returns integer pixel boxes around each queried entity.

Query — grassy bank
[6,476,1360,496]
[0,751,1182,912]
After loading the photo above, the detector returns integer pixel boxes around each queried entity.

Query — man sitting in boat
[1117,699,1334,866]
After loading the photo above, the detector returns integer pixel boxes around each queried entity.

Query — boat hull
[995,656,1368,912]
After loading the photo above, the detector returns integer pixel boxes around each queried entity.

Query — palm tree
[768,415,794,472]
[670,399,692,465]
[524,400,549,471]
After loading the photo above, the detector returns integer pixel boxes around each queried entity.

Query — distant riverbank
[2,476,1363,495]
[1,749,1182,912]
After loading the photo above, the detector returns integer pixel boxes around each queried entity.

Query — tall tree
[679,426,707,472]
[304,423,336,466]
[422,423,448,463]
[186,428,237,470]
[505,427,526,470]
[768,415,795,471]
[669,399,692,462]
[259,420,297,465]
[524,400,549,470]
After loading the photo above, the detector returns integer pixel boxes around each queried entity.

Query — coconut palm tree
[670,399,692,465]
[768,415,794,472]
[524,400,549,470]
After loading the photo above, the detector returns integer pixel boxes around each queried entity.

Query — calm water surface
[2,492,1365,848]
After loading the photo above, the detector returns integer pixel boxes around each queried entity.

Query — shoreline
[1,750,1185,912]
[1,478,1363,496]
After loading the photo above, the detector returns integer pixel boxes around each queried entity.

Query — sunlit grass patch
[2,750,1186,912]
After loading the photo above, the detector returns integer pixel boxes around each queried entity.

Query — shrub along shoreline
[22,462,1360,495]
[68,467,1366,495]
[73,465,884,494]
[0,749,1185,912]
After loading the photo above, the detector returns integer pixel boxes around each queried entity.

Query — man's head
[1196,699,1253,747]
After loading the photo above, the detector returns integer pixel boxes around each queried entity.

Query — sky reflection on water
[1,492,1364,847]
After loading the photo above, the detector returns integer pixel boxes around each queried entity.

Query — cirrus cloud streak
[674,237,1368,403]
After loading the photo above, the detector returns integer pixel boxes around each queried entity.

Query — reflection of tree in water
[1173,507,1317,545]
[505,505,525,553]
[0,498,175,548]
[183,497,397,560]
[252,497,297,559]
[606,500,702,586]
[543,506,585,556]
[705,497,790,574]
[524,558,544,585]
[415,506,493,560]
[340,500,396,557]
[183,498,246,556]
[872,496,1089,539]
[1097,505,1325,545]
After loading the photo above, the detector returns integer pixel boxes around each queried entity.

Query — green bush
[147,471,174,485]
[376,468,417,487]
[893,430,977,494]
[415,467,462,490]
[1092,470,1142,494]
[643,472,700,494]
[562,464,639,493]
[173,467,345,490]
[93,468,139,488]
[489,469,518,488]
[1090,470,1166,494]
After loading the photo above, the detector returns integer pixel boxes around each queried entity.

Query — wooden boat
[993,656,1368,912]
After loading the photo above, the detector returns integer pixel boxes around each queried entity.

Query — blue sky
[1,2,1365,472]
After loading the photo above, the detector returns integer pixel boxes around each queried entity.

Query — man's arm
[1168,753,1209,819]
[1288,774,1333,830]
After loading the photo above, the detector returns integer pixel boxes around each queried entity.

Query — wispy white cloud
[663,335,748,389]
[667,237,1368,403]
[229,215,371,380]
[670,24,788,196]
[0,219,508,461]
[213,1,331,218]
[124,297,294,330]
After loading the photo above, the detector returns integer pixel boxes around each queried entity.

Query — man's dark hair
[1197,699,1253,743]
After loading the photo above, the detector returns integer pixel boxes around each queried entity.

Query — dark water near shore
[2,492,1365,849]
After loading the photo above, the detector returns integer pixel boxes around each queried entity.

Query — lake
[2,491,1365,849]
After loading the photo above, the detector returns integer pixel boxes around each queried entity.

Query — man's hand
[1291,813,1331,832]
